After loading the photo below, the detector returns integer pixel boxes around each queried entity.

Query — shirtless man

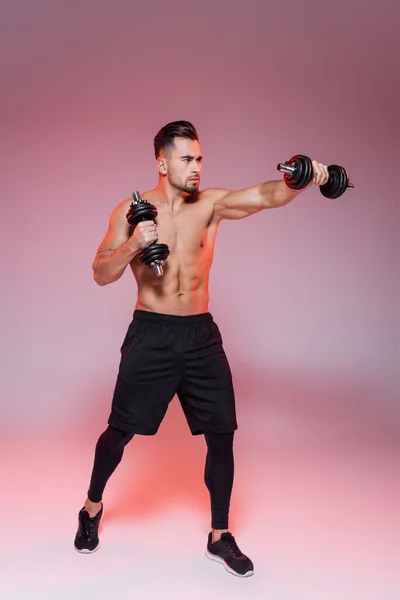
[74,121,329,577]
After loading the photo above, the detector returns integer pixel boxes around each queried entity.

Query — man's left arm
[212,160,329,221]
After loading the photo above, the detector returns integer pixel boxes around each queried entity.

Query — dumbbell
[277,154,354,199]
[126,191,170,277]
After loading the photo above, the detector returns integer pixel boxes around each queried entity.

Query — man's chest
[155,204,217,254]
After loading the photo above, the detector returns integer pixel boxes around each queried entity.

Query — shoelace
[220,535,242,558]
[80,512,95,539]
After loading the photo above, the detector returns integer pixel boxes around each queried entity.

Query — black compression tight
[204,432,234,529]
[87,426,235,530]
[87,426,135,504]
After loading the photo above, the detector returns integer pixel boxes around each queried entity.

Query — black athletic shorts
[108,310,238,436]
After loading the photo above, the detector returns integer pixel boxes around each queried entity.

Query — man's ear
[157,156,167,175]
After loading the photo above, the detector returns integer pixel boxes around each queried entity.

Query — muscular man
[74,121,329,577]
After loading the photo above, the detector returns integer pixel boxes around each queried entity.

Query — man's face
[159,137,202,194]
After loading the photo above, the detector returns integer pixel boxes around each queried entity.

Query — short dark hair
[154,120,198,158]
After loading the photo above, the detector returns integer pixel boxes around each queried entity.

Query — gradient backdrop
[1,1,399,599]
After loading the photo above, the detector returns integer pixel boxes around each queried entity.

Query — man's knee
[205,432,234,459]
[97,425,134,452]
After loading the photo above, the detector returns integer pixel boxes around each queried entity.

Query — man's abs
[135,287,210,316]
[132,259,211,315]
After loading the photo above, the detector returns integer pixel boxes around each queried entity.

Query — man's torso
[125,188,223,316]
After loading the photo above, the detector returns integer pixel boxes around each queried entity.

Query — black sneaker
[206,532,254,577]
[74,504,103,553]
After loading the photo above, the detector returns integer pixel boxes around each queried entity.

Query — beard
[182,178,200,194]
[168,173,200,195]
[183,184,199,194]
[172,178,200,195]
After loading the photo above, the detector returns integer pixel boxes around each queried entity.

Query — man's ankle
[84,499,102,518]
[212,529,228,543]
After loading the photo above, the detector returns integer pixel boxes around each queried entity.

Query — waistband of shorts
[133,309,214,325]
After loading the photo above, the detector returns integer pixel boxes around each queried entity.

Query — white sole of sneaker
[74,541,101,554]
[205,550,254,577]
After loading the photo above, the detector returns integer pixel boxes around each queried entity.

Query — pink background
[1,1,398,598]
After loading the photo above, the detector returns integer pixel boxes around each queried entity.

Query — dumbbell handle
[132,191,147,203]
[152,263,164,276]
[277,162,296,175]
[277,162,354,189]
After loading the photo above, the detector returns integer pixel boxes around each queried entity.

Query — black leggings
[87,426,234,530]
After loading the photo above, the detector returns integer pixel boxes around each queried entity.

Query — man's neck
[153,181,188,212]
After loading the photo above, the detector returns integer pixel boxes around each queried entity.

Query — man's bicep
[92,204,132,268]
[212,186,267,221]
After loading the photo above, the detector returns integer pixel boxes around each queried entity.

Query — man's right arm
[92,201,157,286]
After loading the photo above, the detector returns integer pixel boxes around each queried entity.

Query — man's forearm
[93,238,140,286]
[261,180,311,209]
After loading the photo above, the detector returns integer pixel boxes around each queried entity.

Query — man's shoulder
[109,198,134,222]
[194,188,231,219]
[113,190,155,214]
[199,187,231,202]
[194,188,232,225]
